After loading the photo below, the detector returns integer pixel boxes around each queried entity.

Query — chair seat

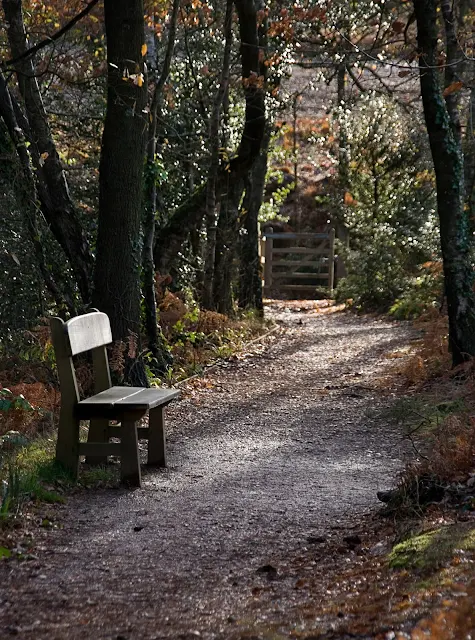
[76,386,180,419]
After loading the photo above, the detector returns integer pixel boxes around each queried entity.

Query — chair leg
[147,406,167,467]
[86,418,109,465]
[55,408,80,479]
[120,420,141,487]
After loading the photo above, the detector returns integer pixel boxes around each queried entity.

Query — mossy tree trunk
[414,0,475,364]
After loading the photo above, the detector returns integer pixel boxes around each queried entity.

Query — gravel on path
[0,309,416,640]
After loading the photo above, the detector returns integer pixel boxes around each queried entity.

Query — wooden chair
[50,311,179,487]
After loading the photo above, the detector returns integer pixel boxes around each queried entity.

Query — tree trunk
[2,0,93,304]
[142,0,179,374]
[238,125,271,311]
[93,0,148,386]
[211,0,266,314]
[213,176,246,314]
[0,71,74,313]
[154,0,266,283]
[413,0,475,364]
[464,87,475,232]
[202,0,233,309]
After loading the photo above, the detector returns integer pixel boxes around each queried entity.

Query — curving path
[0,309,415,640]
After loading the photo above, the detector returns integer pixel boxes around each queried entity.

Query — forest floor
[1,303,474,640]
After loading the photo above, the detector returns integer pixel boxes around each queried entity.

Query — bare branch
[2,0,100,70]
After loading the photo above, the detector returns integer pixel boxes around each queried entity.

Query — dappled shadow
[0,311,417,640]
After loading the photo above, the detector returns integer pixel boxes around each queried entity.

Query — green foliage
[389,265,443,320]
[0,437,60,521]
[259,178,294,223]
[334,94,438,310]
[336,234,411,309]
[0,389,34,413]
[158,298,271,383]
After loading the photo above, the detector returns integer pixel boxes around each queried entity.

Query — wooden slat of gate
[262,229,335,298]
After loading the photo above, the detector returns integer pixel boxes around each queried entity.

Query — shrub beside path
[1,308,417,639]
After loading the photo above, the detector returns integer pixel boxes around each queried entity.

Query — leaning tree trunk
[93,0,148,386]
[0,72,75,313]
[2,0,93,304]
[413,0,475,364]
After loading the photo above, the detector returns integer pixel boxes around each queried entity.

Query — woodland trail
[0,306,417,640]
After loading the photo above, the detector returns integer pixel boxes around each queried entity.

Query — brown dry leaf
[344,191,358,206]
[392,20,406,33]
[443,81,463,97]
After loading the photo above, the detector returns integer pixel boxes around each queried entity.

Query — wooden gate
[261,229,335,298]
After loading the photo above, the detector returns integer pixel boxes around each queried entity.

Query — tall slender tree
[413,0,475,364]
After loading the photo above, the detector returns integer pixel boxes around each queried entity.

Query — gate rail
[261,229,335,298]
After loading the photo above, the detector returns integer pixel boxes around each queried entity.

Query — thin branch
[181,7,209,123]
[2,0,100,70]
[154,0,180,101]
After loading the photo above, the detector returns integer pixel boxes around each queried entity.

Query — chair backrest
[50,312,113,405]
[54,311,112,357]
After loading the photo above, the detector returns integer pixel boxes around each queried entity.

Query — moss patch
[388,522,475,572]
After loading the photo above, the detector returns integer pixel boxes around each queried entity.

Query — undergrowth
[0,297,273,523]
[381,308,475,520]
[157,291,272,383]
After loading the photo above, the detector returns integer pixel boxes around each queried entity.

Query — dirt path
[1,309,416,640]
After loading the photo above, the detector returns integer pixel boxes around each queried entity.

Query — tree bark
[0,71,75,313]
[202,0,234,309]
[413,0,475,364]
[154,0,266,285]
[142,0,179,373]
[213,176,246,314]
[212,0,266,314]
[93,0,148,385]
[2,0,93,304]
[238,124,271,311]
[464,87,475,232]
